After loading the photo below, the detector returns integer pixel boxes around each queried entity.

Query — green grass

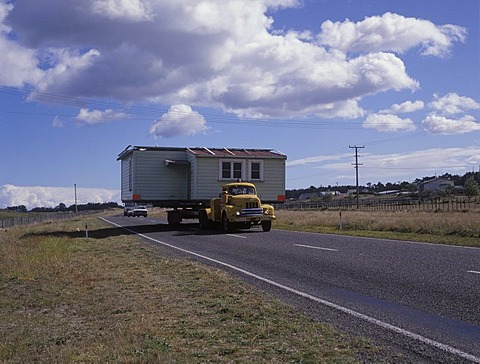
[0,210,25,220]
[0,215,400,363]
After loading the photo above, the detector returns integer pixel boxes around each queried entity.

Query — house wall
[421,178,454,192]
[125,149,190,201]
[259,157,286,201]
[192,156,221,200]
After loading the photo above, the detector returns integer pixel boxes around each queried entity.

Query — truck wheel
[199,211,208,230]
[222,213,231,232]
[167,211,182,226]
[261,220,272,232]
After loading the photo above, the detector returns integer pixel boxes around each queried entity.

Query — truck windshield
[228,186,255,195]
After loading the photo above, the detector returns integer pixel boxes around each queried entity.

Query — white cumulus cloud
[422,114,480,135]
[421,93,480,134]
[149,104,207,138]
[381,100,424,114]
[318,12,466,57]
[76,108,128,125]
[0,3,43,87]
[52,115,65,127]
[429,93,480,116]
[363,113,416,132]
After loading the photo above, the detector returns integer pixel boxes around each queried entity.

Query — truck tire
[199,210,208,230]
[261,220,272,232]
[167,210,182,226]
[222,212,231,232]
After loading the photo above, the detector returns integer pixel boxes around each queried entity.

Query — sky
[1,0,479,209]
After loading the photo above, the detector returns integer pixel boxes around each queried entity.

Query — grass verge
[275,209,480,248]
[0,214,400,363]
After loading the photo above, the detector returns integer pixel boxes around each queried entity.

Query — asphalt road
[102,214,480,363]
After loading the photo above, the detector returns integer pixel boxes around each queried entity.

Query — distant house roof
[417,177,454,186]
[117,145,286,160]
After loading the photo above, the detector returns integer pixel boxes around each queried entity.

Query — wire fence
[0,210,101,229]
[276,197,480,213]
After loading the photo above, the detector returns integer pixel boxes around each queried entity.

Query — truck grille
[246,201,259,208]
[240,208,263,217]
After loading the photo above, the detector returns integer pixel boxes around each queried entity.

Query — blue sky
[1,0,479,209]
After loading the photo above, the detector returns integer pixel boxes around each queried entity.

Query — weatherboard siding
[120,157,133,201]
[131,150,189,201]
[258,158,286,201]
[194,157,224,199]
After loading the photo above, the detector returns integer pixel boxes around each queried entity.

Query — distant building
[375,190,401,195]
[418,177,454,193]
[298,192,318,200]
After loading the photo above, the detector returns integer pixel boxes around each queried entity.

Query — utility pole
[349,145,364,209]
[74,184,78,213]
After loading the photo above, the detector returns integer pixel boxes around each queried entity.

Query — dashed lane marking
[227,234,247,239]
[294,244,339,252]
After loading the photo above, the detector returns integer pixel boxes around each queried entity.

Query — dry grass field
[0,214,401,363]
[275,209,480,247]
[2,207,476,362]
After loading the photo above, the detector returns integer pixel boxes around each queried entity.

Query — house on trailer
[418,177,454,193]
[117,145,287,205]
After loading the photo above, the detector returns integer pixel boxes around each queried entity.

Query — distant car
[127,206,148,217]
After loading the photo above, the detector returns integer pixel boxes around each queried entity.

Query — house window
[221,162,231,179]
[219,160,245,180]
[249,160,264,181]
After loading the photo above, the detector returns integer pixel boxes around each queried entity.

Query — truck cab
[199,182,275,232]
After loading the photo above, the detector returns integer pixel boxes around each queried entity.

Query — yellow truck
[198,181,275,232]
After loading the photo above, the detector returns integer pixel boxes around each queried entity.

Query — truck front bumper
[232,214,276,223]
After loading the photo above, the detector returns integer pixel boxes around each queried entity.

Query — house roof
[117,145,286,160]
[187,147,285,158]
[417,177,453,186]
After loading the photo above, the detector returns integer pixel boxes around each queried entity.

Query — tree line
[286,172,480,200]
[5,202,121,213]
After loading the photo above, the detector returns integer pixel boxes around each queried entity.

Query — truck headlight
[263,208,270,215]
[235,211,241,216]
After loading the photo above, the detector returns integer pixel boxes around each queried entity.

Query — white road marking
[294,244,338,252]
[279,229,480,250]
[227,234,247,239]
[467,270,480,275]
[101,217,480,364]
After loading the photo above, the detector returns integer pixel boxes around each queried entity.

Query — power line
[0,86,426,131]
